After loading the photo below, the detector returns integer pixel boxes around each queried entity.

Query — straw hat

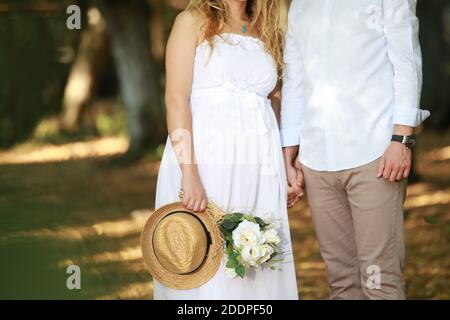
[141,201,224,290]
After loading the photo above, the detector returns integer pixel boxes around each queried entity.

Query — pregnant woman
[154,0,298,299]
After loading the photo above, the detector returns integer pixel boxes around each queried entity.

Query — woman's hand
[181,167,207,212]
[284,146,304,208]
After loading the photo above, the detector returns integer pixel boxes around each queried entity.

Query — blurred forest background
[0,0,449,299]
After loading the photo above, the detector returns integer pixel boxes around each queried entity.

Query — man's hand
[287,160,304,207]
[377,125,414,182]
[284,146,304,207]
[377,142,412,182]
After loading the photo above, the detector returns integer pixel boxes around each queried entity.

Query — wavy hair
[186,0,289,73]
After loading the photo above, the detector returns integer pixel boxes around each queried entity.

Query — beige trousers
[302,158,407,300]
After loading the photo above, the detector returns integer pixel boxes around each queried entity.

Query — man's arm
[281,21,304,149]
[377,0,430,181]
[383,0,429,126]
[281,19,305,200]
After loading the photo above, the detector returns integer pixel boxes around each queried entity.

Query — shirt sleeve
[280,21,305,147]
[383,0,430,127]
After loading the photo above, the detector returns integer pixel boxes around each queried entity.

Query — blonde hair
[186,0,289,73]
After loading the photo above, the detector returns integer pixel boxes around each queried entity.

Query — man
[281,0,430,299]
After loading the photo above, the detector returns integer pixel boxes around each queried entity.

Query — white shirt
[281,0,430,172]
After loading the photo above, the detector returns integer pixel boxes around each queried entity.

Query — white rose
[232,220,262,248]
[262,215,281,229]
[263,228,281,245]
[241,245,262,266]
[257,244,274,264]
[271,220,281,229]
[225,267,237,279]
[262,215,272,224]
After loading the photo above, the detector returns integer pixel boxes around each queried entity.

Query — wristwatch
[391,135,416,149]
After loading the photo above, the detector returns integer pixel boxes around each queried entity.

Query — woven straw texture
[141,201,224,290]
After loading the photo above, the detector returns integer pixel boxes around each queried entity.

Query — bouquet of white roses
[218,213,283,279]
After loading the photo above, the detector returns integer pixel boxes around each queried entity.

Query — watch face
[406,137,416,148]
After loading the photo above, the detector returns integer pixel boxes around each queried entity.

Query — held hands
[377,141,412,182]
[181,165,207,212]
[284,146,304,208]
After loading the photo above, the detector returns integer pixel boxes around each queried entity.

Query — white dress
[154,33,299,300]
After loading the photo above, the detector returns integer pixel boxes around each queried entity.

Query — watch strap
[391,135,416,148]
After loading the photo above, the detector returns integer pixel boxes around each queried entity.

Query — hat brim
[141,202,223,290]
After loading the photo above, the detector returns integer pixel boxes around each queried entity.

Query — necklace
[241,23,248,33]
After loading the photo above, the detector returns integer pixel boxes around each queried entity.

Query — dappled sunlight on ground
[405,188,450,209]
[58,245,142,267]
[1,210,151,242]
[0,137,129,165]
[0,131,448,299]
[98,282,154,300]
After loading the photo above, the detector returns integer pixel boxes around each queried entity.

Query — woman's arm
[165,11,207,212]
[269,81,282,125]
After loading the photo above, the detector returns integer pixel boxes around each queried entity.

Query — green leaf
[244,215,256,223]
[229,251,238,261]
[225,233,233,244]
[222,220,238,230]
[229,214,244,223]
[270,252,280,259]
[235,265,246,278]
[255,217,269,228]
[226,258,238,269]
[219,224,227,234]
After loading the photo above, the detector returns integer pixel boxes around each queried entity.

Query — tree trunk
[61,8,108,131]
[94,0,164,160]
[418,0,450,130]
